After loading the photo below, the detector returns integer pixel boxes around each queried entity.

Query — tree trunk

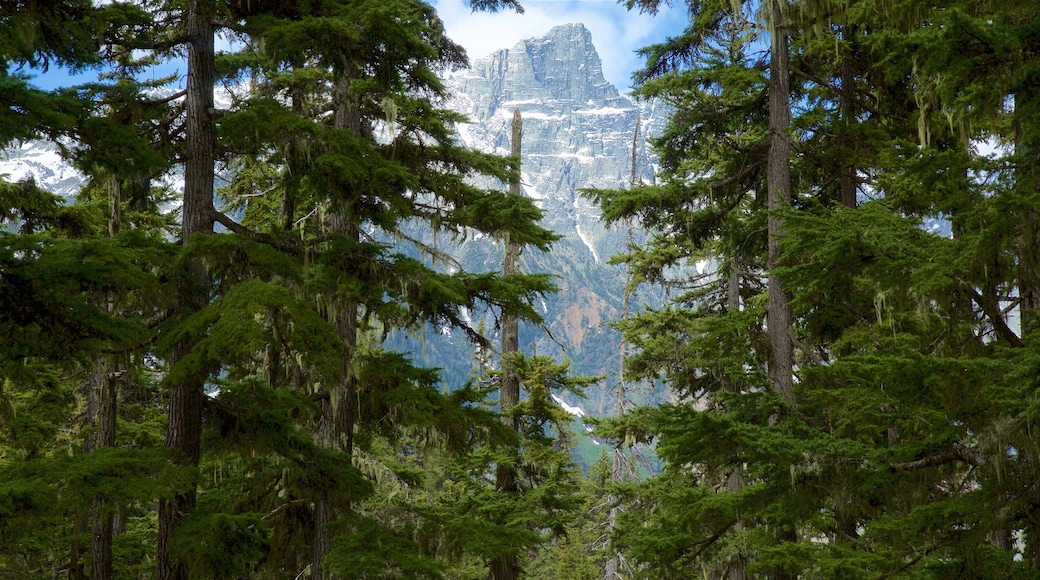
[767,0,793,400]
[74,175,126,580]
[1016,89,1040,336]
[91,352,121,580]
[491,108,523,580]
[838,24,858,210]
[312,76,364,580]
[767,3,796,578]
[69,511,87,580]
[158,1,216,578]
[91,501,115,580]
[604,114,642,580]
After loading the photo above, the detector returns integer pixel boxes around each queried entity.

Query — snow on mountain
[0,140,84,198]
[445,23,666,268]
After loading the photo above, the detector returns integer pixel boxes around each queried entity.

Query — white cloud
[432,0,686,93]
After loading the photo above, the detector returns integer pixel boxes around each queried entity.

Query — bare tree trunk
[767,3,796,578]
[158,1,216,578]
[491,108,523,580]
[767,0,793,400]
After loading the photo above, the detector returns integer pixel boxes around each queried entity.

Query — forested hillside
[2,0,1040,579]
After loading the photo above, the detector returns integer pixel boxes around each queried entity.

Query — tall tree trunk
[1016,89,1040,336]
[605,114,641,580]
[158,1,216,578]
[491,108,523,580]
[74,175,125,580]
[838,24,858,210]
[92,227,122,580]
[767,0,793,399]
[767,3,796,578]
[312,76,364,580]
[90,355,119,580]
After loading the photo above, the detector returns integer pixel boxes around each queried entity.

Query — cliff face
[448,24,662,268]
[453,23,629,122]
[440,24,666,413]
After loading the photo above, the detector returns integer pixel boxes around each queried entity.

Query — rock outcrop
[435,24,666,414]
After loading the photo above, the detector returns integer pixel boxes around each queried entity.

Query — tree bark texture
[491,108,523,580]
[158,1,216,578]
[767,4,796,578]
[767,0,794,400]
[312,76,364,580]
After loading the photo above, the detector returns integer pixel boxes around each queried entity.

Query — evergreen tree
[2,0,579,577]
[594,0,1040,576]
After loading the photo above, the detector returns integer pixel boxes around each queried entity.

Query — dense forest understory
[2,0,1040,579]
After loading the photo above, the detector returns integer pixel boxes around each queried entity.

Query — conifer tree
[491,107,524,580]
[142,0,556,576]
[1,4,174,577]
[4,0,571,577]
[595,0,1040,576]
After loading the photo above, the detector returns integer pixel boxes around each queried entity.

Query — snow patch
[575,223,600,263]
[502,99,544,107]
[576,106,630,116]
[551,393,586,418]
[508,111,566,122]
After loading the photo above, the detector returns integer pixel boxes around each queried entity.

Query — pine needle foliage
[595,0,1040,576]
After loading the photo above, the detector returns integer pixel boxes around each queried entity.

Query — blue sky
[26,0,686,94]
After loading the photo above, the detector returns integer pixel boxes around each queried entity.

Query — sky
[432,0,686,93]
[26,0,687,95]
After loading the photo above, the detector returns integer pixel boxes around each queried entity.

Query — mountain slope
[424,23,666,415]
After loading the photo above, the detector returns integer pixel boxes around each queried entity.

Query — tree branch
[208,208,304,255]
[892,443,984,470]
[970,288,1022,347]
[144,89,187,106]
[262,499,310,521]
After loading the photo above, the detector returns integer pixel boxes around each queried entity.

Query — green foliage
[591,0,1040,576]
[1,0,581,576]
[170,513,270,579]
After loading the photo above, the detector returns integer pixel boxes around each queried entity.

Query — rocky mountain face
[448,23,662,267]
[416,23,668,415]
[0,140,85,198]
[0,23,662,416]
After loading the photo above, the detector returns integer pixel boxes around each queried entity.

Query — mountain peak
[542,22,592,39]
[452,22,628,121]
